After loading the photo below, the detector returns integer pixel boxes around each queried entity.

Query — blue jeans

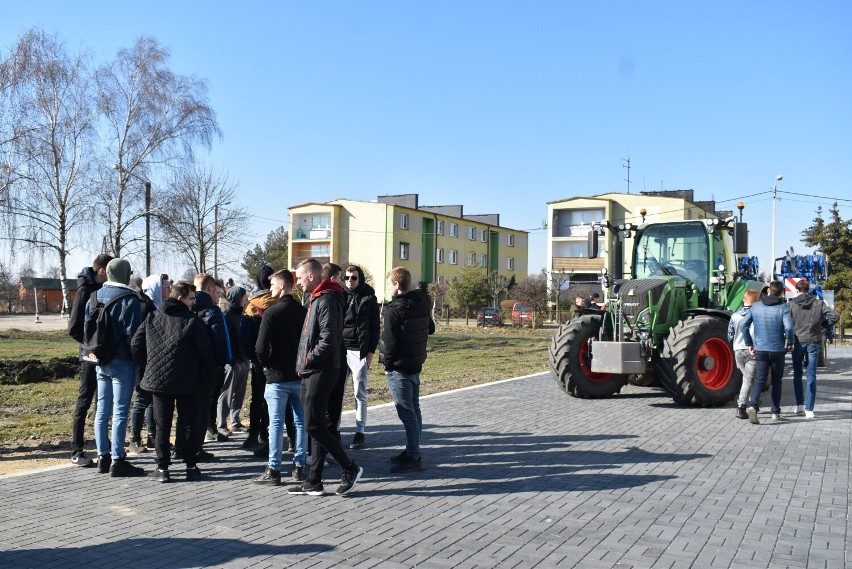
[94,358,136,459]
[748,351,785,414]
[792,342,819,411]
[386,371,422,460]
[264,382,305,470]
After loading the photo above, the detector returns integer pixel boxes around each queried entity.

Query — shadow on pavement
[0,537,332,568]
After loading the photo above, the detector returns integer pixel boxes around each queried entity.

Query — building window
[467,252,475,265]
[481,229,488,242]
[400,213,409,230]
[480,254,487,267]
[507,257,515,270]
[436,220,444,235]
[449,223,458,237]
[449,250,458,265]
[467,226,476,240]
[507,234,515,247]
[311,244,330,257]
[437,275,445,284]
[400,242,410,260]
[436,248,444,263]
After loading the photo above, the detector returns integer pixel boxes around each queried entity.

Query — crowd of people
[67,255,435,495]
[728,279,839,424]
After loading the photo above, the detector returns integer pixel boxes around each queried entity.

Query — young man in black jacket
[252,270,307,486]
[288,258,363,497]
[342,265,380,450]
[131,281,216,482]
[382,267,435,474]
[67,254,113,467]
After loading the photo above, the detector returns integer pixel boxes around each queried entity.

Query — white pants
[346,349,369,432]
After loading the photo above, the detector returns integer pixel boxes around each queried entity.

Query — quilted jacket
[131,298,216,394]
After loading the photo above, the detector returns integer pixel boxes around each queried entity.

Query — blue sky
[3,2,851,282]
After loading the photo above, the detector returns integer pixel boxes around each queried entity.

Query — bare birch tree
[96,36,221,258]
[0,28,96,311]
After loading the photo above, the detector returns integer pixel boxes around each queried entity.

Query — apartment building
[547,190,727,284]
[288,194,528,303]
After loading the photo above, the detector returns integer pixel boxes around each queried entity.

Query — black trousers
[130,386,155,443]
[152,392,197,470]
[71,360,97,455]
[301,368,354,485]
[247,359,269,440]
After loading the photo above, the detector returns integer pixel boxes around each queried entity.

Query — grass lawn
[0,324,555,450]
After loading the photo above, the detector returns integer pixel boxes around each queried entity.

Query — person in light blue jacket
[741,280,794,424]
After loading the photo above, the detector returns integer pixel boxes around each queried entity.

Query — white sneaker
[795,405,805,416]
[805,410,815,419]
[771,413,785,422]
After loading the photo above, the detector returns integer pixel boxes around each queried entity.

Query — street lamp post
[770,175,783,280]
[112,164,152,275]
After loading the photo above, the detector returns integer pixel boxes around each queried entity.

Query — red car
[511,303,533,327]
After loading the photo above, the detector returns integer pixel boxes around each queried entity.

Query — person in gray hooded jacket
[788,279,840,418]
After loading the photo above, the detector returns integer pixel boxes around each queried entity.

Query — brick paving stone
[2,346,852,567]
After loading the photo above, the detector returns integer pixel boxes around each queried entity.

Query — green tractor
[548,216,765,407]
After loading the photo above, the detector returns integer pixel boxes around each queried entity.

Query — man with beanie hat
[86,257,145,477]
[67,253,113,467]
[240,265,277,450]
[218,286,250,434]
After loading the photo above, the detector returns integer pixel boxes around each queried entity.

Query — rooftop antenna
[622,156,631,194]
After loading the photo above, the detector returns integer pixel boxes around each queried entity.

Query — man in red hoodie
[288,258,363,497]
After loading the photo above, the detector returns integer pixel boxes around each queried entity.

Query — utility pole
[622,156,631,194]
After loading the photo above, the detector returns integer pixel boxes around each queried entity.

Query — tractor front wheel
[660,315,741,407]
[548,315,628,398]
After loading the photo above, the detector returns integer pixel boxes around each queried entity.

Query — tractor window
[634,223,708,292]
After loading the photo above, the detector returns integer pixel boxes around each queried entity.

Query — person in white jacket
[728,289,759,419]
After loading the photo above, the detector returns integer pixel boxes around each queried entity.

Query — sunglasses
[345,276,358,281]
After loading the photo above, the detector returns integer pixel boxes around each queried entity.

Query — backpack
[81,290,137,364]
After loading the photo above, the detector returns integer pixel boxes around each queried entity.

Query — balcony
[294,226,332,240]
[552,257,604,273]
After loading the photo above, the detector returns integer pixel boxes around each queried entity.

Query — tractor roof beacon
[547,215,765,407]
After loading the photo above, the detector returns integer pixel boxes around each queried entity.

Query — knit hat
[225,286,246,309]
[106,258,132,285]
[256,265,274,291]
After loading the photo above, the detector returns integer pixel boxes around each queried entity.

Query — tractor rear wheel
[660,315,741,407]
[548,315,628,398]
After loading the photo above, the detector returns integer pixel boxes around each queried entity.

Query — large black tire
[659,315,741,407]
[548,315,628,398]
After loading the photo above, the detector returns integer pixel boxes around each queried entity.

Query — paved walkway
[1,346,850,568]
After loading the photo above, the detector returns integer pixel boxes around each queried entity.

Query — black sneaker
[97,454,111,473]
[149,468,170,483]
[146,436,156,449]
[171,447,184,461]
[349,432,365,450]
[391,456,423,474]
[128,441,147,455]
[389,451,408,464]
[110,458,145,478]
[71,452,93,467]
[240,436,260,450]
[290,465,305,483]
[336,464,363,496]
[253,467,281,486]
[196,449,216,462]
[288,481,326,496]
[253,444,270,458]
[736,406,748,420]
[186,466,202,482]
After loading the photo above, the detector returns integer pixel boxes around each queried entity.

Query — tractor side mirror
[734,223,748,255]
[588,230,599,259]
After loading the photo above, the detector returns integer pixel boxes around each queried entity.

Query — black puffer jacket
[381,290,435,374]
[256,295,307,382]
[68,267,101,356]
[296,279,345,374]
[343,277,381,359]
[132,298,216,394]
[194,291,229,367]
